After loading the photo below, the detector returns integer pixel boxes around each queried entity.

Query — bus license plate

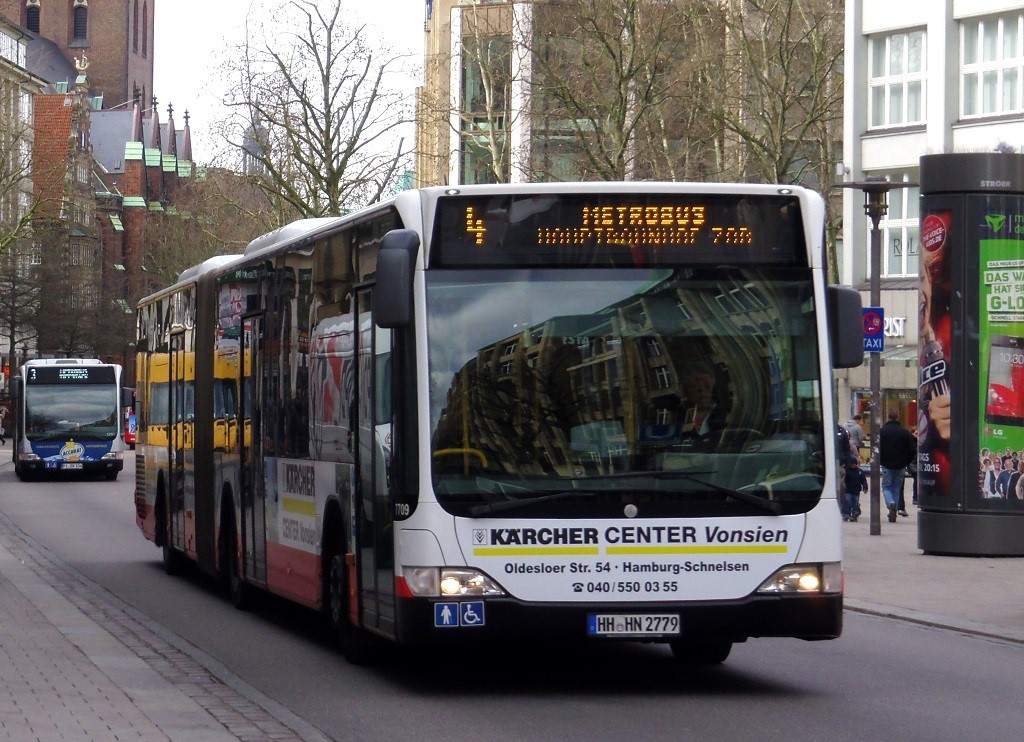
[62,463,83,470]
[587,614,680,637]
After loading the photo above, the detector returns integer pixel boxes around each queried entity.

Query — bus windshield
[426,266,824,518]
[24,384,120,441]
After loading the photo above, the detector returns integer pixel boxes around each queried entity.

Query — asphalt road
[1,457,1022,741]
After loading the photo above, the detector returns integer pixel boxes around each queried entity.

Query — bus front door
[355,290,396,635]
[168,330,186,554]
[240,314,267,584]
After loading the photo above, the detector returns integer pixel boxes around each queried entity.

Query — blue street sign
[863,307,884,353]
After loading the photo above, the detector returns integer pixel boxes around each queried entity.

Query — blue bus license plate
[587,614,680,637]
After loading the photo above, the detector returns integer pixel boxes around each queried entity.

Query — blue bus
[11,358,130,480]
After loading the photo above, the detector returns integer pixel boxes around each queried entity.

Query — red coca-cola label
[922,213,947,253]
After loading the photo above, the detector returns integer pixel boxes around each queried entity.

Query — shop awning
[877,345,918,367]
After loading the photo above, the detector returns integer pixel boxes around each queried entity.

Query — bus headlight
[402,567,505,597]
[439,569,504,597]
[101,452,123,460]
[756,562,842,594]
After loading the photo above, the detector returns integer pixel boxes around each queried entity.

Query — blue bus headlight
[756,562,842,594]
[402,567,505,597]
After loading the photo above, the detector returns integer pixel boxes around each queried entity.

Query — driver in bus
[680,362,728,445]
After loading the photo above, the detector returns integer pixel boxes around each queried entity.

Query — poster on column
[976,198,1024,511]
[918,211,952,501]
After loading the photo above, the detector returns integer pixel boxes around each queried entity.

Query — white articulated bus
[134,182,862,665]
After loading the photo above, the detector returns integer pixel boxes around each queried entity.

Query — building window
[653,365,672,390]
[459,34,510,184]
[133,1,139,52]
[868,30,926,128]
[142,1,148,57]
[962,13,1024,117]
[26,1,41,34]
[72,0,88,42]
[870,173,920,278]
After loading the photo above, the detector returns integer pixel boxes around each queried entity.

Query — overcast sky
[152,0,426,163]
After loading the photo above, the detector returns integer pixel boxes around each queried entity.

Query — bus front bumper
[392,593,842,646]
[19,454,124,476]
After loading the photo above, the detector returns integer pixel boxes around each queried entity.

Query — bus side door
[169,330,186,553]
[240,313,268,584]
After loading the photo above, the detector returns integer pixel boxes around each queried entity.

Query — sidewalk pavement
[1,481,1022,741]
[0,508,331,741]
[842,503,1024,644]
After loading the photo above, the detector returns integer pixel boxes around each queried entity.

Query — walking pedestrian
[843,458,867,522]
[843,414,865,462]
[879,409,916,522]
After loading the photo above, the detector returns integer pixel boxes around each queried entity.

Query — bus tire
[327,549,374,665]
[222,512,252,610]
[669,638,732,665]
[157,491,182,576]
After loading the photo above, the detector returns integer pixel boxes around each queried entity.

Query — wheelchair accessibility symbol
[460,601,484,626]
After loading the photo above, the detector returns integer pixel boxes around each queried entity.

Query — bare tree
[219,0,414,217]
[0,75,37,254]
[0,239,40,380]
[141,168,284,295]
[524,0,715,181]
[0,74,43,376]
[704,0,844,188]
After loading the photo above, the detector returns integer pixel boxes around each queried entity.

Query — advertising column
[918,152,1024,555]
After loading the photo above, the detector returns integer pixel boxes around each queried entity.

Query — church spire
[149,95,161,150]
[166,103,177,157]
[182,110,193,162]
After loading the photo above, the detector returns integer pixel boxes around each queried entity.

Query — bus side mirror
[375,229,420,329]
[11,377,21,401]
[828,285,864,370]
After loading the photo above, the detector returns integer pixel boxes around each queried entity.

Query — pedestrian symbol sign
[435,603,459,627]
[863,307,884,353]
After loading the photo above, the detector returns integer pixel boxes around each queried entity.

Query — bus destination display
[27,366,116,384]
[433,193,805,267]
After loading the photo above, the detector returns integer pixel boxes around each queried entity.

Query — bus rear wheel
[669,638,733,665]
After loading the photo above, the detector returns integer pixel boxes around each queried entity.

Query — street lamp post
[837,177,915,536]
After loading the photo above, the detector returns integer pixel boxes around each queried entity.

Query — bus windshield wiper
[468,486,598,517]
[585,469,785,515]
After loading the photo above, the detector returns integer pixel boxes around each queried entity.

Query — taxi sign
[863,307,884,353]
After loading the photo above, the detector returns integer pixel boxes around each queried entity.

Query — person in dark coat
[879,409,916,522]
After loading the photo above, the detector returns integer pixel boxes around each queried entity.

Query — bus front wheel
[222,516,252,610]
[327,550,374,665]
[158,494,182,576]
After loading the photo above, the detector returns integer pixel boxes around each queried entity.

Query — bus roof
[24,358,105,366]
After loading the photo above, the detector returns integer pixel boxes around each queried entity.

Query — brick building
[0,0,195,363]
[0,0,155,109]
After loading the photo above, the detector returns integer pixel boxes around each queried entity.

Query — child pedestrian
[843,460,866,522]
